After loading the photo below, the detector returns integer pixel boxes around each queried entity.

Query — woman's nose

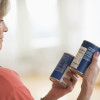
[4,26,8,32]
[3,24,8,32]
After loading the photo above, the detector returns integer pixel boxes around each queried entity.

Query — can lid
[82,40,100,52]
[64,53,74,57]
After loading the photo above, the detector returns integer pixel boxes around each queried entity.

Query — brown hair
[0,0,9,18]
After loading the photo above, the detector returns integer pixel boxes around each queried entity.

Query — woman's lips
[0,38,3,41]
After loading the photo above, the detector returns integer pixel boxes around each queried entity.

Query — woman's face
[0,17,8,50]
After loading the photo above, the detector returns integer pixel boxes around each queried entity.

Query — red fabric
[0,67,34,100]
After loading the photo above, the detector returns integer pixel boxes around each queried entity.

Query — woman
[0,0,99,100]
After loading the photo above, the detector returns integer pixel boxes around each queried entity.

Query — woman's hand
[43,70,78,100]
[77,52,100,100]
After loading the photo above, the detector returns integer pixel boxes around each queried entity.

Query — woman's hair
[0,0,9,18]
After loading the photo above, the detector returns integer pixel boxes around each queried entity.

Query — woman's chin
[0,45,2,50]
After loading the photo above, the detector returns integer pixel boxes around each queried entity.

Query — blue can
[70,40,100,76]
[50,53,74,88]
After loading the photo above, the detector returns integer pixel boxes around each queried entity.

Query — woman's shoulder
[0,67,20,94]
[0,67,19,75]
[0,67,20,85]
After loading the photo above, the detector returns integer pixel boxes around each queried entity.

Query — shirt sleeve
[0,67,34,100]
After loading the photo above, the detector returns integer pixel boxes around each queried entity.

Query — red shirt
[0,67,34,100]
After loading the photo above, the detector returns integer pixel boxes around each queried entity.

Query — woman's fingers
[86,52,100,75]
[90,52,99,67]
[63,69,78,90]
[66,71,78,85]
[63,77,73,92]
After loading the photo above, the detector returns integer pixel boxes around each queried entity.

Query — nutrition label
[83,47,96,61]
[70,46,87,69]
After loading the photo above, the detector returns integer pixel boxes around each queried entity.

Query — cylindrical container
[70,40,100,76]
[50,53,74,88]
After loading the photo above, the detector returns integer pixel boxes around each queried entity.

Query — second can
[50,53,74,88]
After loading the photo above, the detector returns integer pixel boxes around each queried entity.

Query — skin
[77,52,100,100]
[43,70,78,100]
[0,17,8,50]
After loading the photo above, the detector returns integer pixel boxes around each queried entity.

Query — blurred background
[0,0,100,99]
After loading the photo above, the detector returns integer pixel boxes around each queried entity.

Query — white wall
[0,0,100,75]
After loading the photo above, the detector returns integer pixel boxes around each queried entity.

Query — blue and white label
[60,67,71,86]
[70,40,100,74]
[83,47,96,61]
[50,53,74,87]
[70,46,87,69]
[55,54,73,73]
